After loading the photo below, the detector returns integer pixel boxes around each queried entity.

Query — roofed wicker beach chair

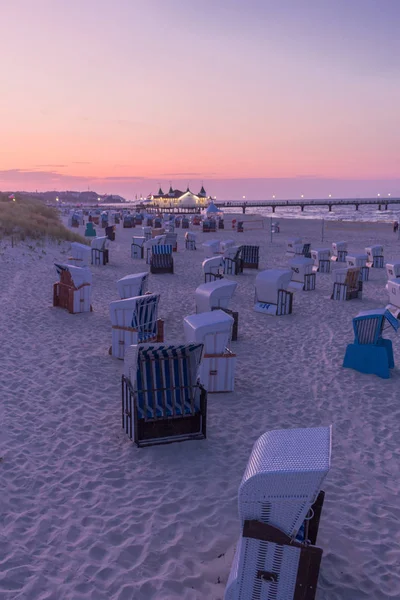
[185,231,197,250]
[69,242,91,267]
[195,279,238,313]
[109,294,164,359]
[366,245,384,268]
[331,267,362,301]
[202,256,224,283]
[182,217,190,229]
[53,263,92,314]
[239,245,259,269]
[122,343,207,447]
[91,236,109,265]
[346,253,369,282]
[331,241,347,262]
[386,277,400,318]
[183,310,236,392]
[310,248,331,273]
[224,426,332,600]
[131,236,146,259]
[223,246,243,276]
[143,235,166,264]
[386,262,400,280]
[343,308,399,378]
[150,244,174,274]
[254,269,293,315]
[165,232,178,252]
[117,272,149,299]
[289,256,316,291]
[286,237,302,256]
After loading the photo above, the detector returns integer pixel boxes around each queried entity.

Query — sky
[1,0,399,200]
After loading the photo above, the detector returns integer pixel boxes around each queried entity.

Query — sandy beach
[1,214,400,600]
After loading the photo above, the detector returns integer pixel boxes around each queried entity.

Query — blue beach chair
[122,343,207,447]
[150,244,174,273]
[343,309,399,378]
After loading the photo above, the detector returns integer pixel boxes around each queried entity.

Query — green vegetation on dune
[0,193,88,243]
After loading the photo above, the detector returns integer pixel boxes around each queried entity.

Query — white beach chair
[183,310,236,392]
[185,231,197,250]
[366,245,384,268]
[254,269,293,315]
[53,263,92,314]
[131,236,146,259]
[91,236,109,265]
[109,294,163,359]
[223,246,243,276]
[346,254,369,282]
[289,256,316,291]
[386,277,400,318]
[225,426,332,600]
[117,272,149,299]
[203,256,224,283]
[310,248,331,273]
[202,239,221,257]
[331,267,362,300]
[286,238,302,256]
[122,343,207,447]
[386,262,400,280]
[165,232,177,251]
[68,242,91,267]
[331,241,348,262]
[195,280,238,313]
[141,226,152,241]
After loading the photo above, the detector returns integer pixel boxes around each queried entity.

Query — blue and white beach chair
[122,343,207,447]
[343,308,399,378]
[150,244,174,274]
[109,294,163,359]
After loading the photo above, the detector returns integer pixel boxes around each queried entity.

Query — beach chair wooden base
[122,376,207,447]
[331,281,362,301]
[231,519,323,600]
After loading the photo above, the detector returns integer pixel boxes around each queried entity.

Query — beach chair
[164,232,178,252]
[182,217,190,229]
[289,257,316,291]
[68,242,91,267]
[122,343,207,447]
[131,236,146,259]
[254,269,293,315]
[223,246,243,276]
[331,241,347,262]
[185,232,197,250]
[225,426,332,600]
[150,244,174,274]
[105,225,115,241]
[343,309,399,378]
[123,215,133,228]
[218,218,225,229]
[184,310,236,392]
[331,267,362,301]
[286,238,302,256]
[310,248,331,273]
[53,263,92,314]
[141,226,152,241]
[346,254,369,282]
[134,214,143,225]
[386,263,400,280]
[84,222,96,237]
[239,245,259,269]
[202,239,221,257]
[144,236,166,264]
[195,280,238,313]
[366,245,384,268]
[91,236,109,265]
[117,272,149,299]
[386,277,400,318]
[109,294,164,359]
[203,256,224,283]
[220,240,235,253]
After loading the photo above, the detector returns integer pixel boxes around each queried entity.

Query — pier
[213,197,400,214]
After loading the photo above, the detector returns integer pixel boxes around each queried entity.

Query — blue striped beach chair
[150,244,174,274]
[122,343,207,447]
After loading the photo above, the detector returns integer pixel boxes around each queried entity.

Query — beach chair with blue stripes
[343,308,399,378]
[239,245,259,269]
[225,426,332,600]
[150,244,174,274]
[109,294,164,359]
[122,343,207,447]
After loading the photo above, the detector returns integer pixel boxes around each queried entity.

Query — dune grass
[0,193,88,243]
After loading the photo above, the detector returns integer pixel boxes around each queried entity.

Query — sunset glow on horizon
[1,0,399,199]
